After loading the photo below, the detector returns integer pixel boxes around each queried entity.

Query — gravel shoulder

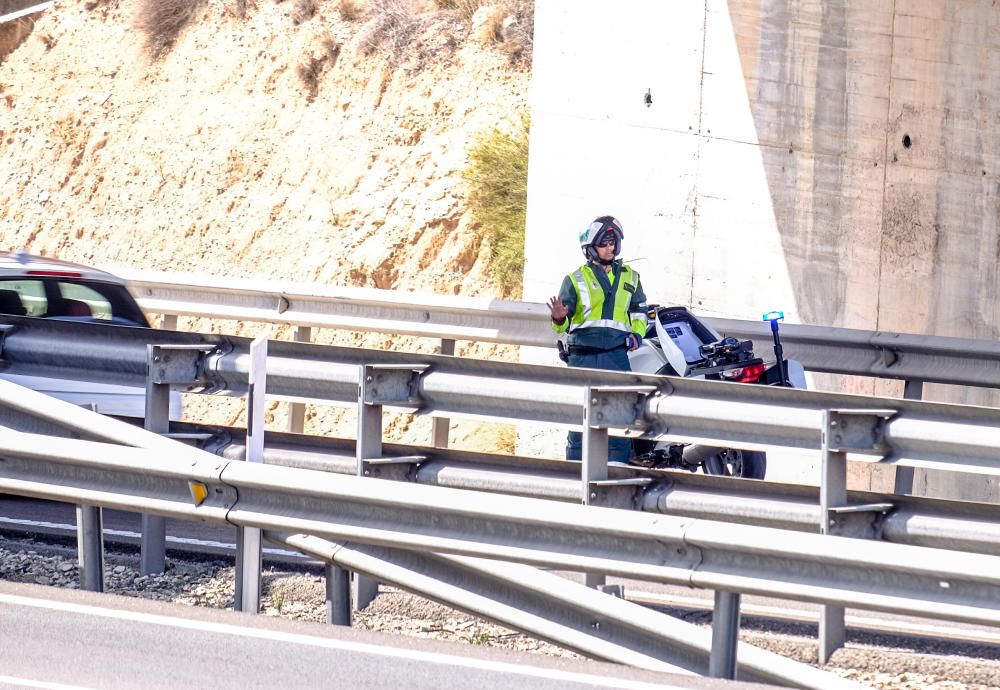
[2,536,999,690]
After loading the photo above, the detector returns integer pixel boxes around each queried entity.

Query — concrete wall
[524,0,800,325]
[525,0,1000,403]
[522,0,1000,486]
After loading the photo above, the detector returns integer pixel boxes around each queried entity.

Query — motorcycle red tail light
[722,362,767,383]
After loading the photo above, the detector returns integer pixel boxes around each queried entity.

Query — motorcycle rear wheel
[703,449,766,479]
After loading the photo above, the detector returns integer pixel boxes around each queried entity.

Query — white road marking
[0,593,685,690]
[0,676,98,690]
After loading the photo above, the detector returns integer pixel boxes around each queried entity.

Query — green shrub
[462,112,529,295]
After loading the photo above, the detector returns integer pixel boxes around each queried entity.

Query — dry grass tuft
[322,33,342,63]
[359,0,420,57]
[433,0,483,20]
[441,0,533,64]
[497,1,532,65]
[295,34,341,100]
[291,0,317,24]
[296,56,324,100]
[134,0,204,57]
[338,0,362,21]
[224,0,256,20]
[470,4,502,44]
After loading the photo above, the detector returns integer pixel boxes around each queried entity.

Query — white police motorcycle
[626,306,806,479]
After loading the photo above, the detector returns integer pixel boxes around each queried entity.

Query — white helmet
[580,215,623,262]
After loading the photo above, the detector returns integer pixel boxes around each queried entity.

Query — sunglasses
[595,239,616,248]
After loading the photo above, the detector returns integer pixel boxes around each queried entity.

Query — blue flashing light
[762,310,785,322]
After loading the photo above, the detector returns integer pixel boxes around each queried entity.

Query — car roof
[0,250,127,285]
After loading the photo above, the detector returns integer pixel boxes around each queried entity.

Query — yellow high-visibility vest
[552,264,646,338]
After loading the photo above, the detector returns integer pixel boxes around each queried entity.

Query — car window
[0,279,45,316]
[0,278,149,326]
[57,282,112,320]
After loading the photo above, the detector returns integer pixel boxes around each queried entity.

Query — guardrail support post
[235,336,266,614]
[894,380,923,494]
[142,345,171,575]
[287,326,312,434]
[354,366,387,610]
[76,504,104,592]
[582,385,656,588]
[72,402,105,592]
[142,343,212,576]
[819,408,894,664]
[326,562,351,626]
[708,590,741,679]
[431,339,455,448]
[582,387,610,589]
[355,363,428,608]
[582,387,610,501]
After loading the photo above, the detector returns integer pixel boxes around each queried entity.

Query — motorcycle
[626,305,806,479]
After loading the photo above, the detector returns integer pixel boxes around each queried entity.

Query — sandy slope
[0,0,530,451]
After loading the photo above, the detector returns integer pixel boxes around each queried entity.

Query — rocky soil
[0,0,530,452]
[3,537,999,690]
[1,0,530,297]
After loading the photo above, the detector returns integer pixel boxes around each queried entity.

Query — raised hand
[548,296,569,322]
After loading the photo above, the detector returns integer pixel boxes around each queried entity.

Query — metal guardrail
[118,268,552,346]
[5,317,1000,672]
[117,267,1000,389]
[169,422,1000,559]
[7,385,1000,561]
[0,378,858,687]
[3,315,1000,478]
[4,385,1000,562]
[7,317,1000,650]
[4,429,1000,689]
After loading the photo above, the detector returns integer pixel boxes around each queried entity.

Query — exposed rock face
[0,0,528,297]
[0,0,530,451]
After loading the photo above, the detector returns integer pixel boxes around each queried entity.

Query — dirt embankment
[0,0,531,450]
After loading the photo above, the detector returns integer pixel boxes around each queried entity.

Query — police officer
[547,215,647,463]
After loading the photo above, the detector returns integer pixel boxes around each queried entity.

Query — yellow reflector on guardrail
[189,481,209,507]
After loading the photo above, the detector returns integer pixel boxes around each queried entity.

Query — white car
[0,250,182,419]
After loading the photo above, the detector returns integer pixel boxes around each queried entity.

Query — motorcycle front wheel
[703,449,766,479]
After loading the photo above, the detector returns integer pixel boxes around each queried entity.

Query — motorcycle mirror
[762,310,785,322]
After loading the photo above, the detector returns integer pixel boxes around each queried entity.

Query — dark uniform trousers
[565,347,633,464]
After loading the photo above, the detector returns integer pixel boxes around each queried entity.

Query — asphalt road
[0,581,773,690]
[4,495,1000,652]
